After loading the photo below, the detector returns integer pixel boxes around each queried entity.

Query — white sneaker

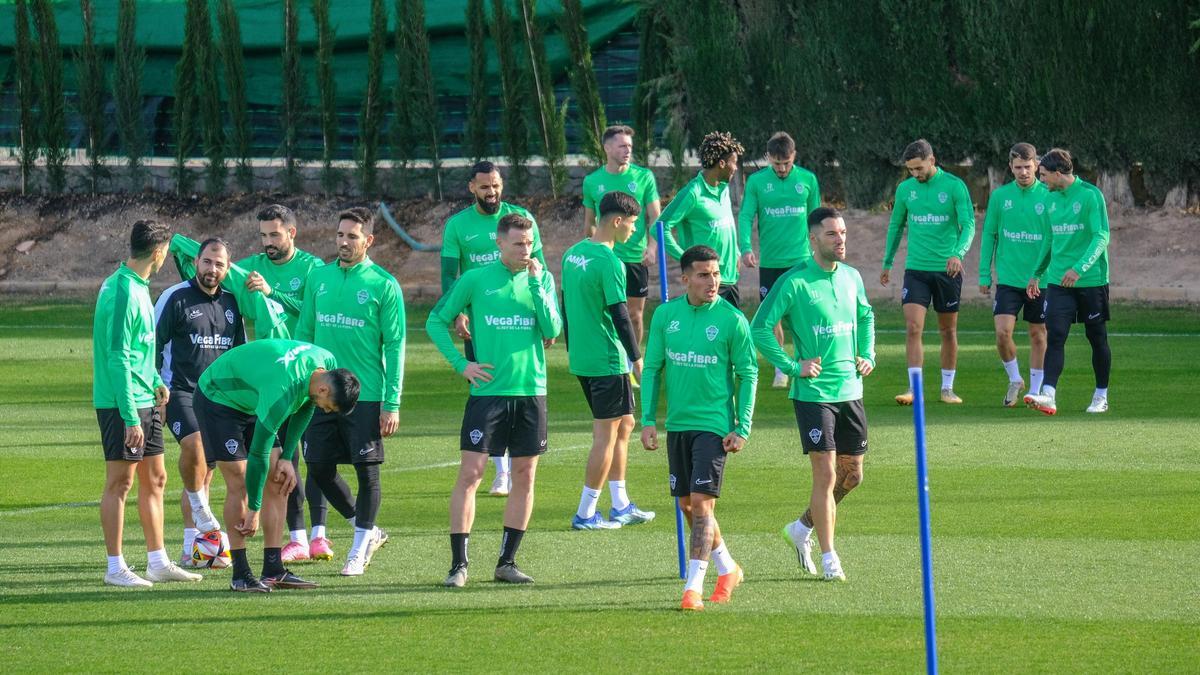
[772,372,789,389]
[192,506,221,535]
[341,554,366,577]
[146,562,203,583]
[490,472,511,496]
[781,520,818,576]
[823,557,847,582]
[365,528,388,565]
[1004,379,1024,407]
[1086,395,1108,414]
[104,567,153,588]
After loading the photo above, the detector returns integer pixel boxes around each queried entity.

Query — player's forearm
[383,338,405,411]
[734,373,757,439]
[749,294,797,374]
[607,303,641,361]
[882,218,904,269]
[857,307,877,365]
[245,425,276,511]
[271,290,304,317]
[528,277,562,339]
[638,367,661,427]
[955,218,976,259]
[736,192,755,253]
[663,226,685,260]
[280,406,314,462]
[425,313,469,373]
[1075,226,1110,275]
[439,257,459,294]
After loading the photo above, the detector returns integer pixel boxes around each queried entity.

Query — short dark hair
[197,237,231,258]
[327,367,361,415]
[130,219,171,259]
[699,131,745,169]
[807,206,842,231]
[598,191,641,220]
[902,139,934,161]
[680,245,719,272]
[766,131,795,158]
[497,213,533,237]
[338,206,376,235]
[470,160,499,180]
[601,125,635,144]
[1040,148,1073,174]
[256,204,297,228]
[1009,142,1038,162]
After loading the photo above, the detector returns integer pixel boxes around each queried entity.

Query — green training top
[883,168,976,272]
[426,262,562,397]
[978,180,1051,288]
[198,339,336,510]
[441,202,545,274]
[581,163,660,263]
[751,261,876,403]
[641,296,758,438]
[561,239,629,377]
[659,172,740,283]
[1032,177,1110,288]
[170,235,290,340]
[737,165,821,267]
[295,257,406,411]
[93,263,164,424]
[236,248,324,334]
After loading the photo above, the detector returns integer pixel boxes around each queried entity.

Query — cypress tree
[520,0,567,197]
[490,0,529,193]
[559,0,607,166]
[464,0,490,163]
[32,0,68,193]
[13,0,37,195]
[312,0,340,196]
[218,0,252,193]
[400,0,443,198]
[358,0,387,196]
[280,0,305,193]
[630,5,663,165]
[172,0,201,194]
[76,0,107,194]
[195,0,225,194]
[391,0,415,189]
[113,0,147,190]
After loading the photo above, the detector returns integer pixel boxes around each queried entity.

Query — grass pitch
[1,299,1197,673]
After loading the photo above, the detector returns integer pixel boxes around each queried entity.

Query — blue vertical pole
[655,220,687,580]
[910,370,938,675]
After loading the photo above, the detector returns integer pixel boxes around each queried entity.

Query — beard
[475,194,501,215]
[198,271,221,291]
[265,244,291,261]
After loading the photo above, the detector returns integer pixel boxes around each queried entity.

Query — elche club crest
[469,429,483,445]
[808,428,822,444]
[357,290,369,304]
[290,277,302,291]
[1035,203,1045,215]
[627,181,638,193]
[795,183,805,195]
[172,421,182,436]
[1073,202,1082,214]
[705,325,719,341]
[669,474,677,490]
[938,192,949,204]
[224,309,235,324]
[225,439,239,455]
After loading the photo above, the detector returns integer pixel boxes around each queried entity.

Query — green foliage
[31,0,67,194]
[464,0,490,163]
[13,0,37,195]
[113,0,146,190]
[559,0,607,166]
[172,0,201,194]
[312,0,340,196]
[280,0,305,194]
[520,0,568,197]
[630,3,667,170]
[194,0,225,195]
[398,0,444,198]
[74,0,107,194]
[217,0,252,193]
[357,0,387,196]
[490,0,530,193]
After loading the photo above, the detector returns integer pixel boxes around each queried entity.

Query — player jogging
[640,245,758,611]
[752,208,876,582]
[562,191,655,530]
[427,214,562,587]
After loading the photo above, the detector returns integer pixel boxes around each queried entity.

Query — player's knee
[106,474,135,495]
[842,470,863,491]
[905,320,923,338]
[618,415,635,436]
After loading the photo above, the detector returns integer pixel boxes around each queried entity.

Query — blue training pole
[655,220,687,580]
[910,370,939,674]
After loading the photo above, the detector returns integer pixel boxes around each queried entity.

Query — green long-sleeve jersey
[737,165,821,267]
[169,235,290,340]
[295,257,405,411]
[93,264,164,424]
[199,340,335,511]
[581,163,660,263]
[561,239,629,377]
[751,261,875,403]
[236,249,324,334]
[426,262,562,397]
[641,296,758,438]
[660,172,740,283]
[884,168,976,272]
[440,203,545,291]
[1032,177,1110,288]
[978,180,1050,288]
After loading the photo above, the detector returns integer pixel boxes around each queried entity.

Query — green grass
[2,299,1198,672]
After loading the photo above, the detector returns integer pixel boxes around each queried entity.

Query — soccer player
[581,125,662,346]
[563,192,655,530]
[978,143,1050,406]
[752,208,876,582]
[296,206,405,576]
[427,214,562,587]
[154,237,245,566]
[738,131,822,389]
[1024,148,1112,415]
[441,161,548,496]
[640,245,758,611]
[94,219,201,587]
[194,339,359,592]
[238,204,329,563]
[660,131,745,308]
[881,139,975,404]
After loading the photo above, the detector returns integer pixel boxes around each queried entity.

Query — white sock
[1095,387,1108,399]
[711,542,735,576]
[1030,368,1045,394]
[290,529,308,546]
[1042,385,1057,399]
[182,527,199,560]
[107,554,127,575]
[311,525,327,540]
[576,486,601,520]
[493,455,510,475]
[147,548,170,571]
[609,480,630,511]
[684,559,709,594]
[794,518,813,541]
[941,369,956,390]
[907,366,922,389]
[185,489,209,512]
[1002,358,1021,382]
[350,526,373,559]
[822,550,840,568]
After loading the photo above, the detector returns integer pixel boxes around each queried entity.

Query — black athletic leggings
[1044,316,1111,390]
[307,462,382,531]
[284,453,329,532]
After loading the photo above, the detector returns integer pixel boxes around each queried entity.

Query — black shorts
[303,401,385,465]
[165,390,200,442]
[667,430,728,498]
[759,267,793,300]
[97,407,165,462]
[718,283,740,309]
[193,390,258,463]
[1044,284,1110,325]
[902,270,962,313]
[577,374,635,419]
[624,262,649,299]
[793,399,869,456]
[460,396,547,457]
[993,284,1045,323]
